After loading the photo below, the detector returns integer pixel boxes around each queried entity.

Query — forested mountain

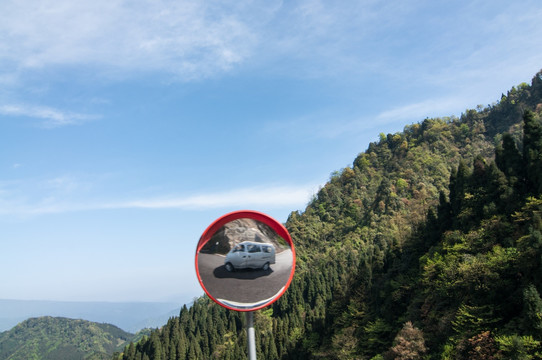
[0,316,136,360]
[115,70,542,359]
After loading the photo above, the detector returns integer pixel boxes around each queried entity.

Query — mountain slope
[115,70,542,359]
[0,317,134,360]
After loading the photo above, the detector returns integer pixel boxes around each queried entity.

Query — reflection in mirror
[196,216,295,311]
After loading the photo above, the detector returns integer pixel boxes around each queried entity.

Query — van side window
[233,245,244,252]
[263,246,271,253]
[248,244,261,253]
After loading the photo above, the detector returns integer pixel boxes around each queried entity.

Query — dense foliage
[0,316,134,360]
[115,70,542,359]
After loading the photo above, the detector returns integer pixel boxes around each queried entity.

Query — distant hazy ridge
[0,299,181,333]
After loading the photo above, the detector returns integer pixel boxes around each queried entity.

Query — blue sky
[1,0,542,303]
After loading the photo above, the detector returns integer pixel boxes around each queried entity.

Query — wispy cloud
[0,1,467,81]
[113,186,314,210]
[0,0,271,80]
[375,97,468,124]
[0,0,386,80]
[264,94,471,141]
[1,0,540,85]
[0,103,98,128]
[0,182,316,216]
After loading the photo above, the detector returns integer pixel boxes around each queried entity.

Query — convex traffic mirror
[195,210,296,311]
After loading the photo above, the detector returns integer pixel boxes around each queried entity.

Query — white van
[224,241,276,272]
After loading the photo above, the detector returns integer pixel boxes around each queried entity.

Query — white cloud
[375,97,468,124]
[0,1,450,81]
[264,94,470,141]
[114,185,314,210]
[0,182,316,216]
[0,103,98,127]
[0,0,270,80]
[1,0,540,85]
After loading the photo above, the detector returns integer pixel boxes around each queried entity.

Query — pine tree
[496,133,523,181]
[123,342,135,360]
[449,162,469,220]
[485,161,508,215]
[267,332,279,360]
[523,110,542,196]
[176,332,187,360]
[521,284,542,337]
[187,341,197,360]
[150,332,162,360]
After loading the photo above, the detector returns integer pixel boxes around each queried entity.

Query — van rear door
[262,245,275,264]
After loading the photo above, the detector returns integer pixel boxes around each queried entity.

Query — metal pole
[246,311,256,360]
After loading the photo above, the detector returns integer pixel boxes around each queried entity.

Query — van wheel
[225,263,234,272]
[262,262,270,271]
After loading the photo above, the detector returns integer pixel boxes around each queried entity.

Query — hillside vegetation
[0,316,134,360]
[116,70,542,359]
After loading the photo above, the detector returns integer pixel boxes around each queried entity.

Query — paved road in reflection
[197,250,293,304]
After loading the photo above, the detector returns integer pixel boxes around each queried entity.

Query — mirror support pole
[246,311,257,360]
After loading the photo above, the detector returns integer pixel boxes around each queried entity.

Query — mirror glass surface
[196,212,295,311]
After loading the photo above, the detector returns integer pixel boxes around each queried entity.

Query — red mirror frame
[195,210,296,311]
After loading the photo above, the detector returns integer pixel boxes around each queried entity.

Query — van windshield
[232,245,245,252]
